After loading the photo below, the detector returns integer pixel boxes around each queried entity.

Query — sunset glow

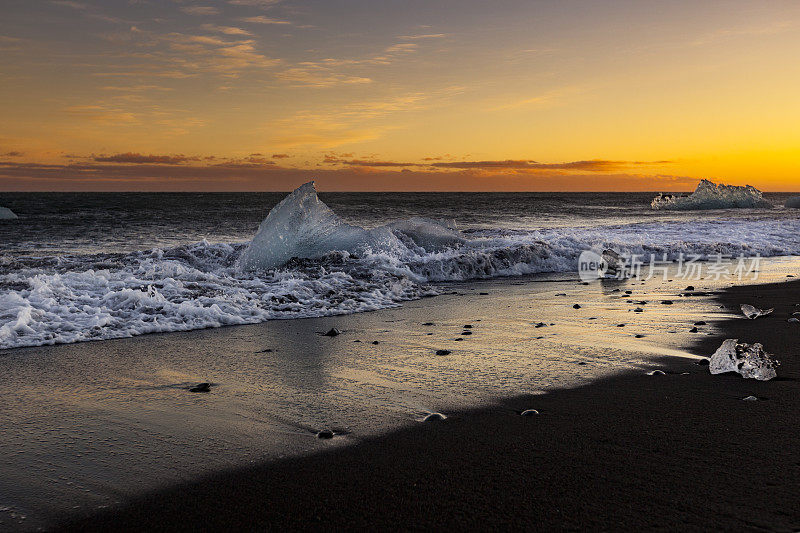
[2,0,799,191]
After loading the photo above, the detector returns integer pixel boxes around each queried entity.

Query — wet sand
[54,279,800,531]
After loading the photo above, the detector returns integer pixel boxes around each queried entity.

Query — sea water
[1,186,799,349]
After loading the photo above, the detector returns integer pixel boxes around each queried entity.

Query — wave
[2,182,799,349]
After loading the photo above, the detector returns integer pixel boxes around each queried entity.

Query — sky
[1,0,799,191]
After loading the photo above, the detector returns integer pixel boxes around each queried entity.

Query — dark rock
[634,308,644,313]
[573,304,582,309]
[255,348,273,353]
[534,322,547,328]
[371,341,380,345]
[635,334,644,338]
[422,413,446,422]
[694,321,707,325]
[322,328,341,337]
[617,323,625,327]
[454,338,464,341]
[461,331,472,335]
[479,292,489,295]
[316,429,334,439]
[661,300,674,305]
[463,324,473,328]
[624,290,632,295]
[422,322,435,326]
[685,285,695,291]
[689,327,698,333]
[696,358,710,366]
[189,383,211,393]
[577,361,588,365]
[435,349,451,355]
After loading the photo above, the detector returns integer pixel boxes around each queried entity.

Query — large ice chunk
[240,181,401,270]
[708,338,779,380]
[0,206,18,220]
[651,179,772,210]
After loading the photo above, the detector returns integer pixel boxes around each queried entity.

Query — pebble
[189,383,211,393]
[573,304,582,309]
[435,349,451,356]
[322,328,341,337]
[647,370,666,376]
[742,396,759,402]
[317,429,335,439]
[422,413,446,422]
[689,327,698,333]
[661,300,674,305]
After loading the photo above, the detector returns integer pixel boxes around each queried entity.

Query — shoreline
[55,279,800,531]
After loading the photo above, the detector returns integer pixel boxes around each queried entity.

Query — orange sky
[1,0,799,191]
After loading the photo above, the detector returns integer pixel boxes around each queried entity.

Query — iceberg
[785,196,800,208]
[240,181,465,271]
[708,339,778,381]
[651,179,772,210]
[0,206,18,220]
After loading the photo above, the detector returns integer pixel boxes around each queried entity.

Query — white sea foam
[651,179,773,210]
[2,182,799,349]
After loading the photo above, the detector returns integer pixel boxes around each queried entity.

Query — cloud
[94,153,192,164]
[228,0,282,6]
[0,158,696,193]
[320,158,671,173]
[1,151,23,157]
[201,24,253,36]
[50,1,87,9]
[240,15,291,25]
[64,105,139,124]
[398,34,447,40]
[276,67,371,87]
[272,153,289,158]
[181,6,220,16]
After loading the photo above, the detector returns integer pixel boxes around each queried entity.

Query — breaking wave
[2,182,799,349]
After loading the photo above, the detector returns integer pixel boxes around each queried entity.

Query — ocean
[1,187,799,350]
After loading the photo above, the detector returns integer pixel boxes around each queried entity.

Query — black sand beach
[57,279,800,531]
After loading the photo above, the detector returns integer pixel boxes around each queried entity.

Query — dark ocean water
[1,188,798,349]
[1,191,797,254]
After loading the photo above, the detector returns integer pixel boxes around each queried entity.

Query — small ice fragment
[422,412,446,422]
[647,370,666,376]
[740,304,774,319]
[520,409,539,416]
[788,318,799,323]
[708,339,779,381]
[742,395,759,401]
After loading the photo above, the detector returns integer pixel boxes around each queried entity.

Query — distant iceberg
[240,181,464,271]
[651,179,772,210]
[785,196,800,208]
[0,206,18,220]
